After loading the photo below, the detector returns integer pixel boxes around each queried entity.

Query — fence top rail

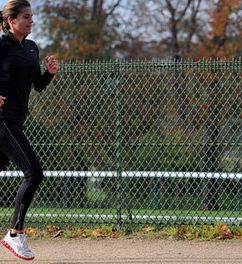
[46,58,242,73]
[0,171,241,179]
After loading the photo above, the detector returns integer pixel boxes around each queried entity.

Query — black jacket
[0,32,54,122]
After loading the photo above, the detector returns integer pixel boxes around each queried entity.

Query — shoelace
[18,233,29,249]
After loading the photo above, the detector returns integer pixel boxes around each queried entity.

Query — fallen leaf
[53,230,63,238]
[176,227,188,239]
[111,228,119,238]
[24,228,35,235]
[92,229,106,238]
[47,225,61,232]
[143,226,155,233]
[77,227,86,237]
[215,224,233,239]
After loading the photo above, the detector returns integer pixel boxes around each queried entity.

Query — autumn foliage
[199,0,241,58]
[38,0,241,59]
[20,224,242,240]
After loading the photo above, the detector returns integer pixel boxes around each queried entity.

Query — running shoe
[1,231,35,260]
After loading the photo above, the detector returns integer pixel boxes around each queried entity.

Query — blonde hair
[0,0,31,33]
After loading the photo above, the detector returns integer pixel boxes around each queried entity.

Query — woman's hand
[44,55,59,74]
[0,96,6,107]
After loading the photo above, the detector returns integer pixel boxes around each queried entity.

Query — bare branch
[186,0,202,51]
[177,0,193,22]
[165,0,176,18]
[105,0,122,18]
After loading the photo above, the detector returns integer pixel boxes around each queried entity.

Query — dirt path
[1,238,242,264]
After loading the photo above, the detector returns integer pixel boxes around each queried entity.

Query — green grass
[1,207,242,226]
[1,207,242,217]
[1,207,242,240]
[1,222,242,241]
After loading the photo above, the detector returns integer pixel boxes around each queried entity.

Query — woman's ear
[7,16,15,26]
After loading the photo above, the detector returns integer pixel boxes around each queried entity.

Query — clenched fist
[44,55,59,74]
[0,96,6,108]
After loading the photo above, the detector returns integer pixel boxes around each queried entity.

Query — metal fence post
[203,63,220,211]
[114,61,123,226]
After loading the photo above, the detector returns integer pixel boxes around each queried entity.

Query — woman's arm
[32,43,59,92]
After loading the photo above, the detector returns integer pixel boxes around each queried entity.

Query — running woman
[0,0,59,260]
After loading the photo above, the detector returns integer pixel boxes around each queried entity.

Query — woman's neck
[9,30,25,43]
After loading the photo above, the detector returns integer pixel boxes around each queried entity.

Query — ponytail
[0,11,3,32]
[0,10,7,33]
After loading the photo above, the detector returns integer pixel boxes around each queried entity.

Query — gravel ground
[1,238,242,264]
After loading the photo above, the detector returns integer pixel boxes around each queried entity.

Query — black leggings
[0,120,44,230]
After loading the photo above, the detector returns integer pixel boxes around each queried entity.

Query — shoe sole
[1,239,35,261]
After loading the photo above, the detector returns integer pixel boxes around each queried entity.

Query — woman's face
[9,7,33,39]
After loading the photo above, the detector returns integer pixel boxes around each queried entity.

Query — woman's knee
[24,166,44,185]
[35,172,44,185]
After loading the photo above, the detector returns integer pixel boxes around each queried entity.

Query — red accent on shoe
[1,239,35,261]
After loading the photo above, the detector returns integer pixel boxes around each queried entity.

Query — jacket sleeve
[32,42,55,92]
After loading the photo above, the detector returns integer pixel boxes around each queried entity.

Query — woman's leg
[0,121,43,259]
[0,150,9,170]
[0,151,10,207]
[0,121,44,230]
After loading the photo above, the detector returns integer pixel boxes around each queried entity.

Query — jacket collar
[5,31,27,46]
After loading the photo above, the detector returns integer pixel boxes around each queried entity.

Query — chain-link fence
[0,59,241,226]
